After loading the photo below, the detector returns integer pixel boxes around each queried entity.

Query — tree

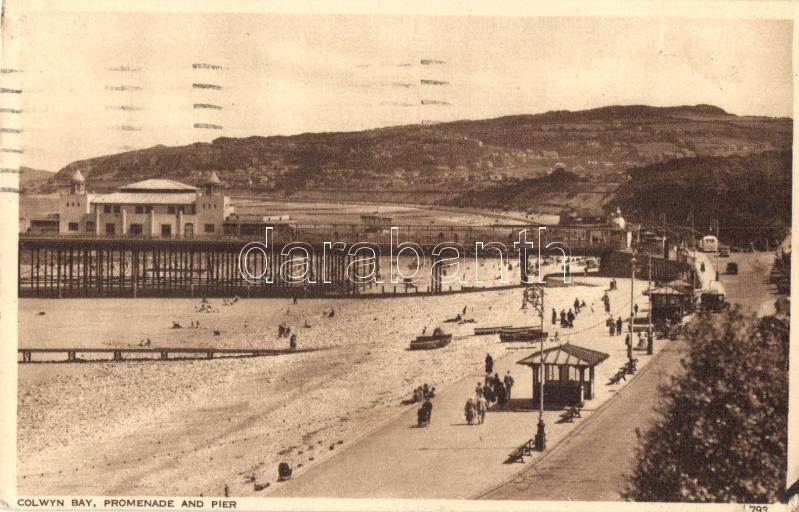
[625,305,789,502]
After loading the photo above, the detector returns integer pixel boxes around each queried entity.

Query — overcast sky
[2,13,793,171]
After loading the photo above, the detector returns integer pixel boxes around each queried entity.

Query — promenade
[269,276,662,499]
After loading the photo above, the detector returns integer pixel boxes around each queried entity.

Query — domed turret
[69,170,86,194]
[203,171,222,195]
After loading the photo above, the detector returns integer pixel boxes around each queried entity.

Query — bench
[559,405,582,423]
[608,368,627,385]
[625,358,638,374]
[505,438,534,464]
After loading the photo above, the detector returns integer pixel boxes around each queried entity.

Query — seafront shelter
[517,343,609,406]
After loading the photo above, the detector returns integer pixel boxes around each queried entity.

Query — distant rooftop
[517,343,610,368]
[93,192,197,205]
[118,179,198,193]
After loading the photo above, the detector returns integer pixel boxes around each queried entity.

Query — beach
[18,273,650,496]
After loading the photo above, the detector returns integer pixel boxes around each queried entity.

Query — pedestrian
[475,382,483,397]
[610,321,616,336]
[567,309,575,328]
[497,382,508,410]
[476,394,487,424]
[574,298,580,314]
[483,383,495,403]
[503,371,515,400]
[485,353,494,374]
[616,317,623,335]
[625,333,633,360]
[551,308,557,326]
[289,333,297,351]
[634,303,639,316]
[465,398,476,425]
[560,309,566,327]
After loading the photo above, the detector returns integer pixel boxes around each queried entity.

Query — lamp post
[525,284,546,451]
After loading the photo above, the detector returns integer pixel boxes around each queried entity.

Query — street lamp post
[526,284,546,451]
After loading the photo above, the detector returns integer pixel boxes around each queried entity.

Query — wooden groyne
[18,346,324,363]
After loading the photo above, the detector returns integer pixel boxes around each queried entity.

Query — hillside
[46,105,791,204]
[19,167,54,193]
[614,150,792,245]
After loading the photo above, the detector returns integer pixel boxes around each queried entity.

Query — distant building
[608,207,626,229]
[360,214,393,233]
[56,170,232,238]
[559,207,607,225]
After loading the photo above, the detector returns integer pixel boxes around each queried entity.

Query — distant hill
[46,105,791,203]
[19,167,54,193]
[615,150,791,245]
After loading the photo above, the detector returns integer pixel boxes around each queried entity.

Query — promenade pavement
[269,276,662,499]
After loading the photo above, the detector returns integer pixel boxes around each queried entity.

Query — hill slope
[48,105,791,200]
[614,150,791,244]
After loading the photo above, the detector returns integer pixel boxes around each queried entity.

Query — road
[716,250,780,315]
[479,338,688,501]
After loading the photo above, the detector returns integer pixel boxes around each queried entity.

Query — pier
[18,224,629,298]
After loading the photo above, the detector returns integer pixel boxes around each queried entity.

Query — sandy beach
[18,271,650,496]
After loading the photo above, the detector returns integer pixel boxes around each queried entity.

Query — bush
[625,305,789,502]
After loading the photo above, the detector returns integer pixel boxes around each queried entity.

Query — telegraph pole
[629,254,636,364]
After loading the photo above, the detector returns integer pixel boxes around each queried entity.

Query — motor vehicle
[699,291,731,312]
[699,235,719,252]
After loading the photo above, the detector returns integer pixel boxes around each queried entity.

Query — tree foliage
[626,305,789,502]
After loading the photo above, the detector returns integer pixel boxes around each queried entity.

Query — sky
[0,12,793,172]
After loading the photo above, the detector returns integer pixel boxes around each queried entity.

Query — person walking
[421,398,433,425]
[625,333,633,360]
[551,308,557,326]
[483,383,495,403]
[610,320,616,336]
[465,398,476,425]
[634,303,639,316]
[567,309,575,328]
[476,394,487,424]
[485,353,494,375]
[497,382,508,410]
[616,316,623,336]
[475,382,483,397]
[503,371,515,400]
